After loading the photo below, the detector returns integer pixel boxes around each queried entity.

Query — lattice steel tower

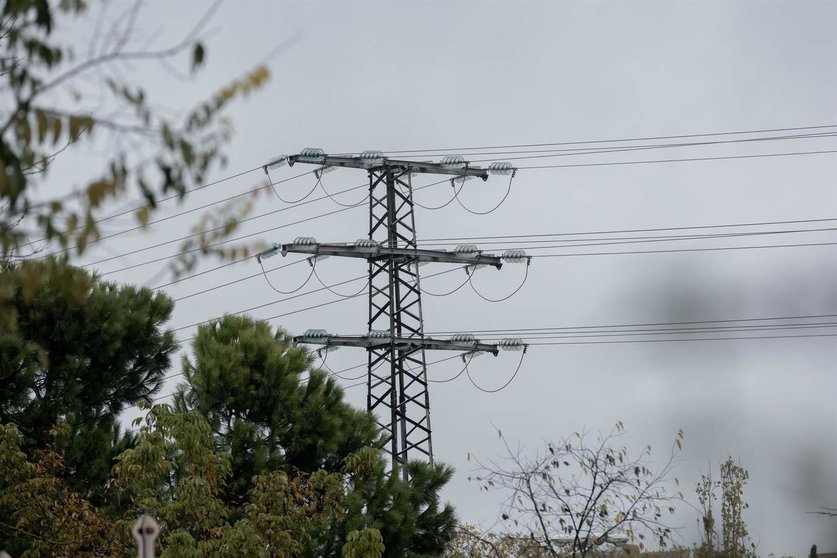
[258,150,523,476]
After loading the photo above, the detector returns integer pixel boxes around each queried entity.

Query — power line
[417,217,837,244]
[36,165,268,255]
[463,131,837,163]
[159,219,837,303]
[531,240,837,258]
[95,204,359,276]
[525,332,837,346]
[80,148,837,280]
[31,125,837,261]
[171,266,464,336]
[516,148,837,170]
[425,312,837,335]
[90,177,450,279]
[367,123,837,155]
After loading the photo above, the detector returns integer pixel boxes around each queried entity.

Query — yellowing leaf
[136,206,150,227]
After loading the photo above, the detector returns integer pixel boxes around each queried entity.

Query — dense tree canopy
[0,258,176,495]
[0,290,457,557]
[176,315,457,557]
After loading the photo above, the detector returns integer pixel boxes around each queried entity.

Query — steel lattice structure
[367,166,433,472]
[271,152,516,476]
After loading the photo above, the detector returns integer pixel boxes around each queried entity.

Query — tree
[175,315,457,558]
[1,312,459,558]
[177,315,383,501]
[0,258,176,496]
[443,524,550,558]
[810,544,818,558]
[0,422,126,557]
[473,423,685,557]
[694,457,756,558]
[0,0,270,314]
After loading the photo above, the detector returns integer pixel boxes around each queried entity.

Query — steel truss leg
[367,168,433,477]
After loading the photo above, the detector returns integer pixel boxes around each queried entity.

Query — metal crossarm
[293,334,500,355]
[288,154,490,179]
[281,242,504,268]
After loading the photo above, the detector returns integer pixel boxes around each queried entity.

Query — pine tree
[178,315,456,557]
[0,258,176,495]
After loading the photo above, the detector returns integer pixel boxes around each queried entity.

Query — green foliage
[0,259,176,496]
[343,529,385,558]
[1,310,457,557]
[178,315,457,558]
[0,0,271,305]
[694,457,756,558]
[0,423,128,557]
[179,315,382,496]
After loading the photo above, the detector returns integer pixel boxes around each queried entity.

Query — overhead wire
[425,312,837,336]
[451,170,516,216]
[525,332,837,346]
[515,148,837,170]
[312,264,370,298]
[368,123,837,155]
[80,147,837,279]
[417,220,837,245]
[530,239,837,258]
[317,174,369,208]
[429,352,474,384]
[86,177,447,278]
[32,124,837,263]
[258,258,315,294]
[462,131,837,163]
[267,171,320,203]
[467,260,531,303]
[171,265,465,338]
[465,349,528,394]
[151,218,837,306]
[30,164,268,249]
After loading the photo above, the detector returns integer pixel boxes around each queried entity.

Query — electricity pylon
[258,149,524,476]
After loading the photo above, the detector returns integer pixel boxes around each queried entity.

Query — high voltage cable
[416,226,837,252]
[95,204,360,276]
[364,123,837,155]
[525,333,837,346]
[172,273,368,331]
[171,266,464,339]
[417,217,837,243]
[79,152,837,286]
[425,312,837,335]
[40,171,314,260]
[471,323,837,340]
[516,148,837,170]
[160,219,837,302]
[531,240,837,258]
[89,178,450,277]
[148,353,466,404]
[85,181,367,270]
[30,124,837,261]
[174,296,357,345]
[471,236,837,254]
[464,131,837,163]
[59,131,837,268]
[29,165,266,248]
[417,227,837,248]
[89,145,837,278]
[345,321,837,344]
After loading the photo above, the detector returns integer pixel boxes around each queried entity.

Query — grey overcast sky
[47,0,837,554]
